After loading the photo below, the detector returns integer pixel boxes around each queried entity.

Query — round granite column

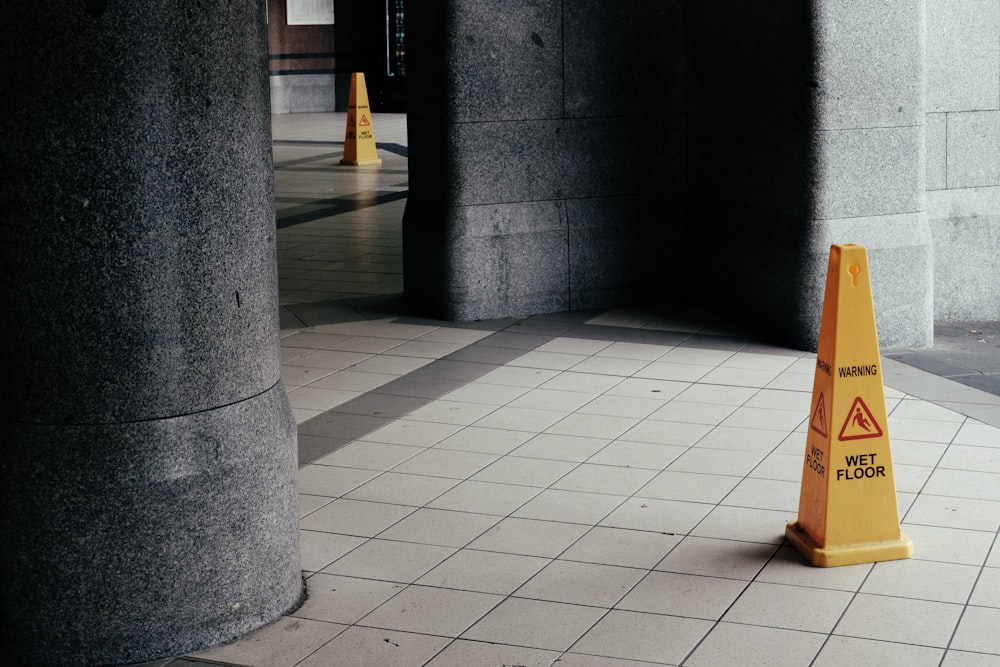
[0,3,302,665]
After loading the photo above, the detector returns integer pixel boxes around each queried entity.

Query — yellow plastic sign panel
[340,72,382,166]
[785,244,913,567]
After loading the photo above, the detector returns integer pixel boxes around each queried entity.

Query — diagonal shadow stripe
[276,190,409,228]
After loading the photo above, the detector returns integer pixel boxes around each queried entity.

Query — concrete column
[404,0,687,321]
[686,0,930,349]
[0,3,302,665]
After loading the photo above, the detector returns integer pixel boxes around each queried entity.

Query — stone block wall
[404,0,687,320]
[925,0,1000,320]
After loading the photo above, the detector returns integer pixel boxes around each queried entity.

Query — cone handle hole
[849,264,861,286]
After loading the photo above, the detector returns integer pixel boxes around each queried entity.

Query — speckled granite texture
[405,0,933,349]
[0,2,301,664]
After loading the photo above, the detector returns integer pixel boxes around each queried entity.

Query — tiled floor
[148,114,999,667]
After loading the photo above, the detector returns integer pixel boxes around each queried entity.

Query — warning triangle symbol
[347,114,356,127]
[838,396,884,441]
[359,114,371,127]
[810,393,828,438]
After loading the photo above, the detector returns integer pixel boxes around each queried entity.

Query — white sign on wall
[287,0,334,25]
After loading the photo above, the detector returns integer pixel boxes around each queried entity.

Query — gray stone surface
[0,386,302,666]
[0,2,301,664]
[946,111,1000,189]
[270,73,338,114]
[564,0,684,118]
[930,215,1000,320]
[567,194,685,310]
[811,0,925,129]
[406,0,934,346]
[926,0,1000,113]
[443,0,563,122]
[925,112,948,191]
[2,3,281,425]
[812,125,925,220]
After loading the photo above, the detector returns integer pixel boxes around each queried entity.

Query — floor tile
[666,447,766,477]
[298,530,367,573]
[654,536,779,580]
[507,350,590,371]
[343,472,458,507]
[377,508,501,547]
[426,480,541,516]
[299,499,416,537]
[551,464,658,496]
[513,560,645,607]
[359,585,502,637]
[475,365,561,388]
[647,400,736,425]
[889,416,963,443]
[594,341,671,360]
[939,444,1000,473]
[834,593,963,647]
[298,464,379,498]
[316,440,423,471]
[812,636,944,667]
[404,400,498,426]
[721,477,800,512]
[941,650,1000,666]
[467,517,591,558]
[291,574,405,625]
[755,546,873,590]
[637,470,740,504]
[690,505,795,544]
[359,419,463,447]
[684,623,825,667]
[190,617,346,667]
[949,606,1000,654]
[569,610,712,665]
[425,639,560,667]
[693,425,789,453]
[600,497,713,535]
[539,371,626,394]
[320,539,456,583]
[437,382,530,406]
[462,598,606,651]
[861,558,981,604]
[899,524,996,566]
[536,337,613,355]
[513,433,612,462]
[605,377,690,400]
[924,469,1000,502]
[723,581,853,633]
[576,394,666,419]
[416,549,550,595]
[560,526,683,570]
[298,493,335,519]
[954,420,1000,447]
[546,413,639,440]
[617,420,713,446]
[296,626,449,667]
[471,456,578,487]
[509,388,599,413]
[585,441,688,470]
[433,425,534,455]
[903,494,1000,531]
[970,566,1000,607]
[474,406,567,433]
[616,571,747,620]
[389,448,498,479]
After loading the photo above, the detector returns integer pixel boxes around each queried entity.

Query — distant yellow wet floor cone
[785,244,914,567]
[340,72,382,166]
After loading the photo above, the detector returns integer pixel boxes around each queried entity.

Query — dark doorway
[334,0,407,112]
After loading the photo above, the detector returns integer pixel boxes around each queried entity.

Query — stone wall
[925,0,1000,320]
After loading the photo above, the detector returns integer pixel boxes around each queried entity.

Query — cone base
[340,158,382,166]
[785,521,913,568]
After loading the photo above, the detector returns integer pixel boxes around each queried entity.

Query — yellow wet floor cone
[340,72,382,166]
[785,244,913,567]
